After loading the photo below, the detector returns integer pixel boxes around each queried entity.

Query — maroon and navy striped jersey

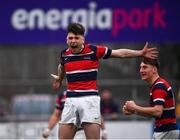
[55,91,67,111]
[60,44,112,97]
[150,77,178,132]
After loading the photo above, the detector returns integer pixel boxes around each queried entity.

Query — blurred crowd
[100,89,120,120]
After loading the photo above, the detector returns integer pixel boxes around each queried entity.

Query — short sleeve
[152,88,167,105]
[96,45,112,59]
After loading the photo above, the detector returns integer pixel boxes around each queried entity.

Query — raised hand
[142,42,158,59]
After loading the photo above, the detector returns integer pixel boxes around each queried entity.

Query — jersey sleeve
[55,94,64,111]
[96,45,112,59]
[152,84,168,105]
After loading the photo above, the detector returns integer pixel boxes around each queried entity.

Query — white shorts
[153,130,180,139]
[60,96,101,126]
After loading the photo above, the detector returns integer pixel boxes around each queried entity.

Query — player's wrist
[44,127,51,134]
[133,105,138,114]
[132,107,138,114]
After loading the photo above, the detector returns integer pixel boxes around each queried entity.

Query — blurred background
[0,0,180,139]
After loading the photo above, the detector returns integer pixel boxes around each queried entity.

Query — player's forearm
[111,49,142,58]
[43,113,60,138]
[47,114,60,130]
[134,105,162,118]
[57,64,65,82]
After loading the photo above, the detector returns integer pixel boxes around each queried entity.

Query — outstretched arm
[110,42,158,59]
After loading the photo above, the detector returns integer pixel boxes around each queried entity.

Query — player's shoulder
[60,48,72,58]
[157,77,170,87]
[82,44,97,53]
[153,77,170,91]
[61,48,69,54]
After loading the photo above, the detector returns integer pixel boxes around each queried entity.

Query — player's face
[139,62,155,82]
[66,33,84,50]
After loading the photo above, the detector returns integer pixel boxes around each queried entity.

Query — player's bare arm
[110,42,158,59]
[51,64,65,90]
[42,109,61,138]
[124,100,163,118]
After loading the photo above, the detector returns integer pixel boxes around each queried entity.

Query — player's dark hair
[67,23,85,36]
[142,57,160,69]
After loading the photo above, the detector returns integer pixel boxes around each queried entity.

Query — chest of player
[63,55,99,72]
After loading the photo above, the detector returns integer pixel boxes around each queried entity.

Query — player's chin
[140,75,147,81]
[70,43,78,48]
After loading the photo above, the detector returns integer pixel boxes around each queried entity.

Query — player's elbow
[152,105,163,118]
[153,109,163,118]
[54,109,61,118]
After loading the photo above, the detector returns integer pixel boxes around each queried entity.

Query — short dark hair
[142,57,160,69]
[67,23,85,36]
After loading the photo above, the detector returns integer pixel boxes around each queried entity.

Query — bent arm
[57,64,65,83]
[124,101,163,118]
[133,105,163,118]
[51,64,65,90]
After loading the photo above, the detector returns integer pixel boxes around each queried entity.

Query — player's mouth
[70,45,78,49]
[140,73,146,79]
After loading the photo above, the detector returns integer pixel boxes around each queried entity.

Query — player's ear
[152,66,157,73]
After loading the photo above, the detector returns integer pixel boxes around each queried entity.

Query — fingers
[51,74,59,80]
[52,82,61,90]
[144,48,159,59]
[148,48,159,55]
[147,54,158,59]
[145,42,159,58]
[150,54,158,59]
[144,42,148,48]
[123,104,132,115]
[122,101,136,115]
[51,74,61,90]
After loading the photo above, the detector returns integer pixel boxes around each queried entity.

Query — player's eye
[68,36,80,40]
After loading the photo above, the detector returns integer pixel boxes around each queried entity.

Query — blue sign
[0,0,180,44]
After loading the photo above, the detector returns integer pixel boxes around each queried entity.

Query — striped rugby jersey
[60,44,112,97]
[150,77,178,132]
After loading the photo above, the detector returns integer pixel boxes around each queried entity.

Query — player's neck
[149,74,160,85]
